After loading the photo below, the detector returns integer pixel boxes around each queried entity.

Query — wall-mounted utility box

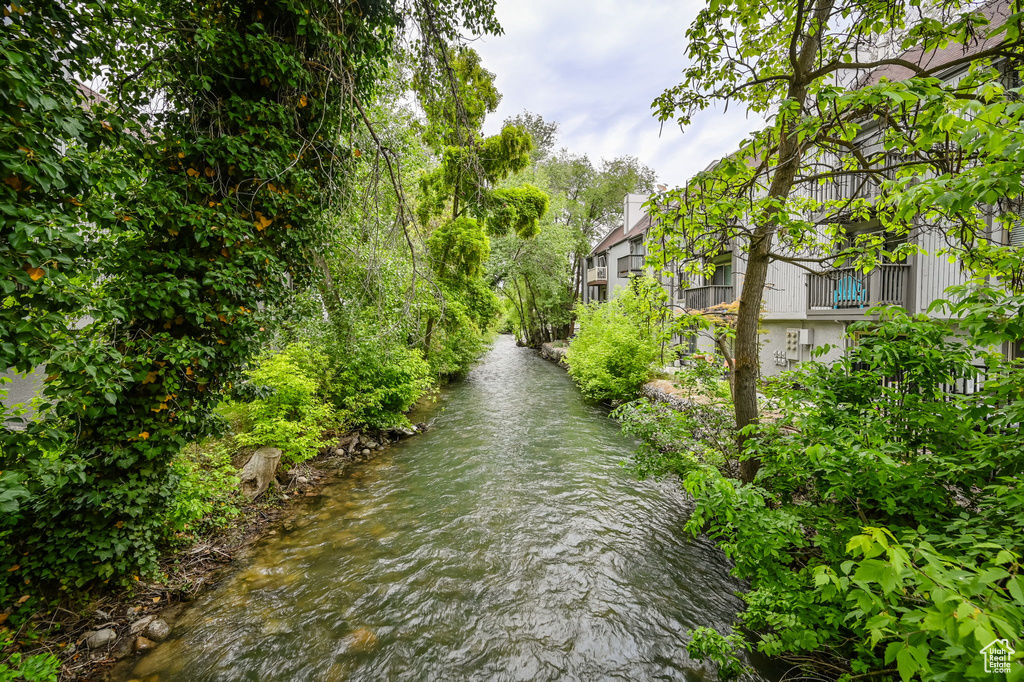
[799,328,814,346]
[785,329,800,361]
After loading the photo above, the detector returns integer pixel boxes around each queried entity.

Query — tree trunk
[512,279,529,342]
[423,315,435,358]
[239,447,283,500]
[735,0,834,484]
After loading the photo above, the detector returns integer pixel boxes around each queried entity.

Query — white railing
[586,266,607,283]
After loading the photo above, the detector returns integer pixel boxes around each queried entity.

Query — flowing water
[119,335,773,681]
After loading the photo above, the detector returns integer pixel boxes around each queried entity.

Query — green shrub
[0,629,58,682]
[672,356,732,400]
[566,283,667,402]
[331,342,432,429]
[0,653,59,682]
[165,441,241,541]
[229,345,336,464]
[619,304,1024,679]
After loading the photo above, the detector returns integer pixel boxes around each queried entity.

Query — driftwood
[239,447,283,500]
[336,432,359,455]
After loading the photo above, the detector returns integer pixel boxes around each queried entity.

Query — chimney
[622,193,647,233]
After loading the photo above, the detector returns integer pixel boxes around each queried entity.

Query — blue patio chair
[833,276,867,308]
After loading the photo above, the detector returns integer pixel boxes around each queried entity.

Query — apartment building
[580,1,1021,377]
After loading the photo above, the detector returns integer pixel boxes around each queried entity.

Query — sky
[475,0,766,187]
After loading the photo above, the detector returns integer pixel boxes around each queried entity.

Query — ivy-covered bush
[618,302,1024,680]
[566,279,670,402]
[0,629,58,682]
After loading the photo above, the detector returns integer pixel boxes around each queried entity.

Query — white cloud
[475,0,765,186]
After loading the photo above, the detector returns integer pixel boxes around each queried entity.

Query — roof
[589,224,624,256]
[76,82,108,109]
[590,214,654,256]
[860,0,1013,86]
[624,214,652,241]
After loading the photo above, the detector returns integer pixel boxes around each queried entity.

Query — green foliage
[504,110,559,160]
[645,0,1024,461]
[230,345,335,464]
[492,143,657,345]
[0,2,117,378]
[0,0,504,605]
[330,342,432,429]
[613,398,734,480]
[686,627,752,681]
[620,298,1024,679]
[566,281,670,402]
[674,357,732,400]
[0,642,59,682]
[488,185,549,238]
[415,45,501,148]
[428,217,491,282]
[165,442,241,540]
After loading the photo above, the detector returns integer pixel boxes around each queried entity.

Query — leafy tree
[504,110,559,161]
[414,48,548,357]
[648,0,1024,482]
[0,0,504,606]
[543,151,657,323]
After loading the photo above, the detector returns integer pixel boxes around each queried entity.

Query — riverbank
[2,423,430,682]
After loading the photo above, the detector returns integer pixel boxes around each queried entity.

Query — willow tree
[649,0,1024,483]
[414,47,549,355]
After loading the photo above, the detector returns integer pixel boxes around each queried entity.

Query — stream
[118,335,774,681]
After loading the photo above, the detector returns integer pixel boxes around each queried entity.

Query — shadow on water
[117,335,777,681]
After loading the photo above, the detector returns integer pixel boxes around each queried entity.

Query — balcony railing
[806,167,890,206]
[852,362,989,396]
[617,254,644,278]
[679,285,734,310]
[808,263,910,313]
[586,266,607,284]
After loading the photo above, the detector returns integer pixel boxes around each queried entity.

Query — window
[709,254,733,287]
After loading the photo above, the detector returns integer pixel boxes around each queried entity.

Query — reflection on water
[120,335,771,681]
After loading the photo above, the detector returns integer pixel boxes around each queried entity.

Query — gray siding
[762,259,808,318]
[915,229,969,318]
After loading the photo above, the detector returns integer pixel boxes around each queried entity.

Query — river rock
[345,627,378,652]
[361,448,370,456]
[129,615,155,635]
[334,448,345,456]
[144,618,171,642]
[296,476,309,485]
[133,636,157,653]
[85,628,116,649]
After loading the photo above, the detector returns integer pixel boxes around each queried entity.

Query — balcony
[808,263,910,317]
[617,254,644,278]
[678,285,735,310]
[807,170,885,206]
[586,266,607,284]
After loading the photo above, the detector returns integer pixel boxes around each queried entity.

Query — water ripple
[120,336,773,682]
